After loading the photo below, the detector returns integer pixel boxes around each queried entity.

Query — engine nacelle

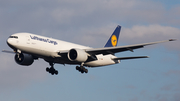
[68,48,88,62]
[15,53,34,66]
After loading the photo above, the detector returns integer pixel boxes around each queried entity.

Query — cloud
[0,53,47,93]
[121,25,180,44]
[126,85,136,89]
[165,70,180,76]
[154,93,180,101]
[0,0,180,41]
[129,97,138,101]
[161,84,174,91]
[174,93,180,101]
[48,0,180,27]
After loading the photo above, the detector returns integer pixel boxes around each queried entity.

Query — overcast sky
[0,0,180,101]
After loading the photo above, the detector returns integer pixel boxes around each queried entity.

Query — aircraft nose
[7,38,12,45]
[7,38,15,48]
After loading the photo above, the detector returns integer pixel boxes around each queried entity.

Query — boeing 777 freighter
[2,25,176,75]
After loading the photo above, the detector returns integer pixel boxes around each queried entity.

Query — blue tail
[104,25,121,47]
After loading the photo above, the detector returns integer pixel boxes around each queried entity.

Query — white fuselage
[7,33,120,67]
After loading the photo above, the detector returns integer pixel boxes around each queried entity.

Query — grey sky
[0,0,180,101]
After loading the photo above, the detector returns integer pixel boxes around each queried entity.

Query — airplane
[2,25,176,75]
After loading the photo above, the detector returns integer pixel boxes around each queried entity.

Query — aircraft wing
[58,39,175,60]
[85,39,176,55]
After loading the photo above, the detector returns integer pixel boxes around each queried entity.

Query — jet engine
[15,53,34,66]
[68,48,88,62]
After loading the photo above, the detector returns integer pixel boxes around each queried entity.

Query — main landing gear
[45,63,88,75]
[76,66,88,74]
[46,63,58,75]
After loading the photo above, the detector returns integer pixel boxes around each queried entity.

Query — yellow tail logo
[111,35,117,47]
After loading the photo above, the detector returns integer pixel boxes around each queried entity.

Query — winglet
[104,25,121,47]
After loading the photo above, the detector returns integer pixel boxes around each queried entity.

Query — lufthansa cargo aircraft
[2,25,176,75]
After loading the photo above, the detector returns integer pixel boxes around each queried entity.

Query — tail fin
[104,25,121,47]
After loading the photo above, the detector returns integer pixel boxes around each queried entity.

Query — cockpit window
[9,36,18,39]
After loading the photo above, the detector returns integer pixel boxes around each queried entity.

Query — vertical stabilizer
[104,25,121,47]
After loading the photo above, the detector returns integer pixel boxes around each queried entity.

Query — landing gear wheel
[51,72,54,75]
[84,69,88,73]
[55,70,58,75]
[46,63,58,75]
[76,66,79,70]
[48,68,58,75]
[81,70,84,74]
[75,66,88,74]
[46,67,50,72]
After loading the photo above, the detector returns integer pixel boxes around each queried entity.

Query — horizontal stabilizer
[2,50,16,54]
[112,56,149,60]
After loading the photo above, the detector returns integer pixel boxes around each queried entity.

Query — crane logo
[111,35,117,47]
